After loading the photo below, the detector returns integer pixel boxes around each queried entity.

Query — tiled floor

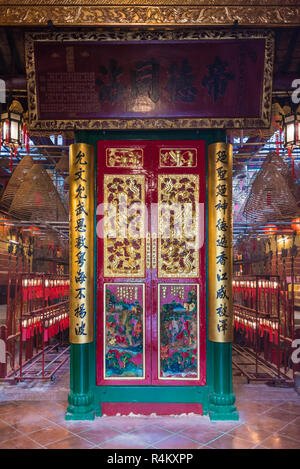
[0,359,299,449]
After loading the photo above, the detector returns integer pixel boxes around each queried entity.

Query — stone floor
[0,358,299,449]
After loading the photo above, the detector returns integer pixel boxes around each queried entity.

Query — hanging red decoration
[23,124,26,145]
[288,147,295,181]
[25,130,30,153]
[291,217,300,232]
[10,147,13,172]
[5,120,9,144]
[275,133,280,156]
[263,224,278,235]
[1,101,25,171]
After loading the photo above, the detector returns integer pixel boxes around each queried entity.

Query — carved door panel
[97,140,206,386]
[97,141,152,385]
[151,141,206,386]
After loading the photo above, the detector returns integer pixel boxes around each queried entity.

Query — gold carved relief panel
[159,148,197,168]
[106,148,143,168]
[1,1,300,26]
[104,174,145,278]
[158,174,199,278]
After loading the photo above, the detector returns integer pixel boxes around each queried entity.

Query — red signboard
[26,30,274,129]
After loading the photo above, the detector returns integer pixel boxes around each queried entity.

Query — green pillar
[209,342,238,420]
[65,142,95,420]
[207,142,238,421]
[66,343,95,420]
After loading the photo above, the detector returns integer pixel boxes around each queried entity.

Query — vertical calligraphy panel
[69,143,94,344]
[208,143,233,343]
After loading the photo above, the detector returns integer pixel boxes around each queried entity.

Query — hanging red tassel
[21,325,27,342]
[288,148,295,181]
[259,324,264,338]
[26,131,30,153]
[23,124,26,145]
[279,127,282,146]
[23,284,28,302]
[5,120,9,144]
[274,330,278,345]
[10,147,13,172]
[276,133,280,156]
[14,146,17,170]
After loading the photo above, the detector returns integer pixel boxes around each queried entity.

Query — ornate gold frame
[1,1,300,27]
[103,282,146,380]
[157,174,200,278]
[25,29,274,130]
[69,142,94,344]
[208,142,233,343]
[103,174,146,278]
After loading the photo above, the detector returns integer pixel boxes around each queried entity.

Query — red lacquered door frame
[96,139,206,386]
[96,140,152,385]
[150,140,206,386]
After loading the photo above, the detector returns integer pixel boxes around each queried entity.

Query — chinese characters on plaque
[208,143,233,343]
[32,38,269,123]
[69,143,94,344]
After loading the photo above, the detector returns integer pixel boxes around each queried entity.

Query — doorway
[96,140,206,386]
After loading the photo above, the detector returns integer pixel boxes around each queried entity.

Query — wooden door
[97,140,206,386]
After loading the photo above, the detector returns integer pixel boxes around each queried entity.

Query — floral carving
[104,175,145,277]
[158,175,199,278]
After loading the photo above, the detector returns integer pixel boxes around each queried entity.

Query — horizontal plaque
[25,29,274,130]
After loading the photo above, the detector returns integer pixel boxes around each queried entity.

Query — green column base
[208,392,239,421]
[65,390,95,421]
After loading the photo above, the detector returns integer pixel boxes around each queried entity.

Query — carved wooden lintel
[1,2,300,27]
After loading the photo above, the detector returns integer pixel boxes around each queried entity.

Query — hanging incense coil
[9,164,68,221]
[55,155,69,173]
[243,152,300,226]
[0,157,10,169]
[0,154,34,211]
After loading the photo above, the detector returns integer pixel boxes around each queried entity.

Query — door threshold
[101,402,203,416]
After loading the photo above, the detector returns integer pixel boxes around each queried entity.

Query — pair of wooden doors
[96,140,206,386]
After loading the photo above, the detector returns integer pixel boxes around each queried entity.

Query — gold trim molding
[2,0,299,4]
[1,2,300,26]
[208,142,233,343]
[25,28,274,130]
[69,142,94,344]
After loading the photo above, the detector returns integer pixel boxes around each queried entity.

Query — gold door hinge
[152,232,157,270]
[146,232,151,270]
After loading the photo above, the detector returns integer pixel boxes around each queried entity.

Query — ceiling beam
[5,27,23,76]
[279,29,299,74]
[0,1,300,27]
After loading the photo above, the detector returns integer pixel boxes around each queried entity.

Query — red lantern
[291,217,300,232]
[263,224,278,235]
